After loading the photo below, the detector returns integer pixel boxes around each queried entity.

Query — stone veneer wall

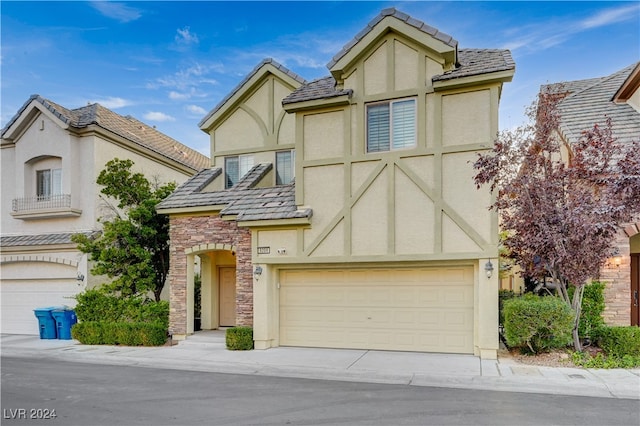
[168,214,252,335]
[600,224,638,326]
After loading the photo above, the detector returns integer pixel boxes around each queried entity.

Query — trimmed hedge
[498,289,516,328]
[226,327,253,350]
[71,321,167,346]
[74,289,169,329]
[503,294,574,354]
[595,326,640,358]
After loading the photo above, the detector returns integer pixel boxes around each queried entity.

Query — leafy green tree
[73,159,176,301]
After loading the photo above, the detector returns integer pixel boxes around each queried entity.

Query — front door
[632,254,639,326]
[219,267,236,327]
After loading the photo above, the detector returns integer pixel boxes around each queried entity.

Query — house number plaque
[257,246,270,254]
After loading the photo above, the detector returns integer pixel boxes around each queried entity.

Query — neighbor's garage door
[1,279,78,335]
[279,267,474,353]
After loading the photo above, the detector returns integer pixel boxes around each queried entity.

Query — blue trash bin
[33,307,58,339]
[51,309,77,340]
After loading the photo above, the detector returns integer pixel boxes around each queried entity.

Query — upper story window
[225,154,254,188]
[36,168,62,199]
[276,150,295,185]
[366,98,416,153]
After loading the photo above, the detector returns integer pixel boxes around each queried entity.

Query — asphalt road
[1,356,638,426]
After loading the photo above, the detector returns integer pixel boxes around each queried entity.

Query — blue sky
[2,1,638,157]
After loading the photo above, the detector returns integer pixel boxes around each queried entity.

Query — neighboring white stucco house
[0,95,209,335]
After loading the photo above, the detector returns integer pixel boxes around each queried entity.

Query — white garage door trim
[279,266,474,354]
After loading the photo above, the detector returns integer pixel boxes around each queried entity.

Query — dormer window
[36,168,62,200]
[366,98,416,153]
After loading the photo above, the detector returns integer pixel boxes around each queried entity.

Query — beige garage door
[1,280,78,335]
[280,267,474,353]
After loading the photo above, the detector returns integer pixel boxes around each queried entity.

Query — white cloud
[90,97,131,109]
[502,4,640,54]
[90,2,142,23]
[147,62,222,92]
[143,111,175,122]
[186,104,207,115]
[580,4,640,29]
[175,26,199,46]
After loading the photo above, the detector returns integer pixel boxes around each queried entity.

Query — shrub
[595,326,640,358]
[71,321,166,346]
[572,351,640,369]
[498,289,516,328]
[503,294,574,354]
[226,327,253,350]
[568,281,605,340]
[74,289,168,328]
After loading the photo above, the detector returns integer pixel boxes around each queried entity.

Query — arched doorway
[188,247,236,331]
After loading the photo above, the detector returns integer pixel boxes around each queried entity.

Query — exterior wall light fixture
[254,265,263,280]
[484,261,494,279]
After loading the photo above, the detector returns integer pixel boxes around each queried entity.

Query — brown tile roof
[156,163,312,222]
[544,63,640,145]
[327,7,457,69]
[2,95,209,172]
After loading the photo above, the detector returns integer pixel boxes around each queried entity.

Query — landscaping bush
[498,289,516,328]
[594,326,640,358]
[74,289,169,328]
[226,327,253,350]
[71,321,166,346]
[568,281,605,340]
[503,294,574,354]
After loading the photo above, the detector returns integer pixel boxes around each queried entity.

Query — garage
[1,260,79,335]
[279,266,475,353]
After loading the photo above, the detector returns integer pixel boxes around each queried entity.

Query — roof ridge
[327,7,457,69]
[559,64,636,104]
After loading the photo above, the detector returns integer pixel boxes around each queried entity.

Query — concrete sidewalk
[2,332,638,400]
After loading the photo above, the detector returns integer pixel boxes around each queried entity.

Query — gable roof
[198,58,306,131]
[1,95,209,172]
[327,7,457,71]
[543,63,640,145]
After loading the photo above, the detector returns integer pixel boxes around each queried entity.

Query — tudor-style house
[1,95,209,335]
[542,62,640,327]
[157,8,515,358]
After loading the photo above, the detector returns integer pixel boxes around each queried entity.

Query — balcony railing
[12,194,73,212]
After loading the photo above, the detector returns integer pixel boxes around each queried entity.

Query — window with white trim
[36,168,62,199]
[366,98,417,153]
[225,155,254,188]
[276,150,295,185]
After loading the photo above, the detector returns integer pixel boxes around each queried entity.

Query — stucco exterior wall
[288,32,499,263]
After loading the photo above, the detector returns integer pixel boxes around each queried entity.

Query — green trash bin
[51,309,78,340]
[33,307,58,339]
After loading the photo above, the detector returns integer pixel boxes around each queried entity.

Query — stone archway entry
[219,267,237,327]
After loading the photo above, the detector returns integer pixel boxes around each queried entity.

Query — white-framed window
[36,168,62,199]
[225,154,254,188]
[366,98,417,153]
[276,150,295,185]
